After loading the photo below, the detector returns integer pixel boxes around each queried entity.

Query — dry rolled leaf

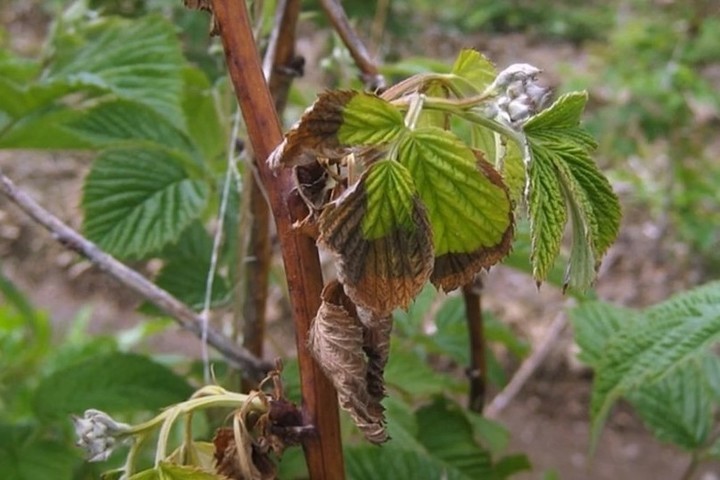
[268,90,356,169]
[308,280,388,443]
[358,306,392,409]
[318,169,434,316]
[431,154,514,291]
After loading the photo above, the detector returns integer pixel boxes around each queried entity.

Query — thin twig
[463,278,487,412]
[318,0,385,90]
[0,169,272,379]
[200,108,243,383]
[484,312,568,419]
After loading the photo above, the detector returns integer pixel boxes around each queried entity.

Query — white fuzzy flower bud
[72,409,130,462]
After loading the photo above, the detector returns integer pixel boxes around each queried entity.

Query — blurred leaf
[33,352,193,420]
[393,283,437,336]
[48,15,186,128]
[132,462,225,479]
[465,411,510,455]
[181,67,225,163]
[345,444,470,480]
[0,423,79,480]
[627,361,711,451]
[82,146,209,258]
[700,353,720,401]
[383,396,425,452]
[385,345,457,397]
[155,222,229,310]
[416,396,494,478]
[493,454,532,478]
[570,300,639,367]
[590,281,720,443]
[66,99,201,164]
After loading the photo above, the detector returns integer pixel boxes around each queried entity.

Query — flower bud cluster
[72,409,131,462]
[491,63,552,126]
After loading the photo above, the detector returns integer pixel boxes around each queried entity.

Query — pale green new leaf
[627,362,712,451]
[362,160,418,239]
[398,127,511,256]
[590,281,720,442]
[337,92,405,146]
[82,147,209,258]
[570,300,639,367]
[451,49,496,93]
[66,99,201,163]
[524,92,620,288]
[527,147,566,283]
[47,15,185,128]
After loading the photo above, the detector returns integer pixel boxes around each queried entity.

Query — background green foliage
[1,0,720,478]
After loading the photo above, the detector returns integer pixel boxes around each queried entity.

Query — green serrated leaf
[590,282,720,444]
[155,222,229,310]
[570,301,639,367]
[319,160,434,315]
[47,15,185,128]
[337,92,405,145]
[82,147,209,259]
[345,444,470,480]
[416,396,494,478]
[362,160,417,239]
[627,362,711,450]
[524,92,620,289]
[451,49,496,93]
[383,396,426,452]
[32,352,193,420]
[700,353,720,401]
[525,92,595,146]
[398,127,513,291]
[66,99,201,164]
[400,127,510,255]
[527,148,566,283]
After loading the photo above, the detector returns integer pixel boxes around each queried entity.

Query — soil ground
[2,3,720,479]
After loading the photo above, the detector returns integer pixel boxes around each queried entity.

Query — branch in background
[463,278,487,412]
[207,0,345,478]
[238,0,306,389]
[0,170,272,380]
[484,312,568,419]
[318,0,386,90]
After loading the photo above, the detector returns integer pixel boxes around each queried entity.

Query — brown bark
[208,1,345,478]
[463,277,487,412]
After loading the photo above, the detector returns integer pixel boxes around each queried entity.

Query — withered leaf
[213,427,274,480]
[308,280,389,443]
[318,160,434,316]
[267,90,356,169]
[429,151,514,292]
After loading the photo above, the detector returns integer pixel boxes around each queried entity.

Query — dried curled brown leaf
[308,280,392,443]
[318,166,434,316]
[267,90,356,169]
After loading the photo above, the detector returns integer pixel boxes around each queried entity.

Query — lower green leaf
[590,282,720,444]
[627,362,711,451]
[32,352,193,420]
[82,146,209,259]
[345,444,470,480]
[416,396,494,479]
